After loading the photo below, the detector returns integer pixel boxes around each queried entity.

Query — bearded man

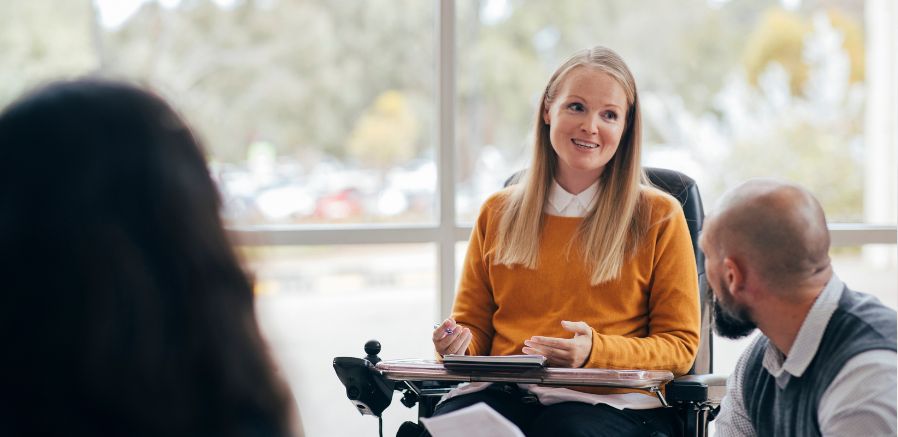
[699,179,896,437]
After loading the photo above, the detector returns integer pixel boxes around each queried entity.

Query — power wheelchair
[334,167,726,436]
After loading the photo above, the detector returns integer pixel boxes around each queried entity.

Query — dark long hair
[0,79,293,436]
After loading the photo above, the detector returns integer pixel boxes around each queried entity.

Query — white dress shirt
[715,275,898,436]
[546,179,599,217]
[440,179,663,410]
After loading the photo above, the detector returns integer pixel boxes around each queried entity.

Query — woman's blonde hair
[495,46,648,284]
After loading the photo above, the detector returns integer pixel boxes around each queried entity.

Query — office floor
[253,246,897,437]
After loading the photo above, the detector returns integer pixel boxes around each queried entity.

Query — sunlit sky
[94,0,802,30]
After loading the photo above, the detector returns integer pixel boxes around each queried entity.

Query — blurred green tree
[0,0,96,105]
[347,90,419,173]
[743,7,864,95]
[103,0,433,165]
[0,0,869,222]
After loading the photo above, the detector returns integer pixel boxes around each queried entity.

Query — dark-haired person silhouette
[0,78,302,437]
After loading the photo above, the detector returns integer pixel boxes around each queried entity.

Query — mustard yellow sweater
[453,186,700,382]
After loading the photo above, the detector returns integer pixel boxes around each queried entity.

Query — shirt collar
[547,179,599,217]
[762,274,844,386]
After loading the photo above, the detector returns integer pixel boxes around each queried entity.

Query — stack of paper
[419,402,525,437]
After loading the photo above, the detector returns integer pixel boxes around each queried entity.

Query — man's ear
[722,257,746,298]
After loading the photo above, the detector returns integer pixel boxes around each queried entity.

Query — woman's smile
[571,138,600,150]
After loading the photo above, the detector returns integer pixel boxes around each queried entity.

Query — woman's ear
[543,107,551,125]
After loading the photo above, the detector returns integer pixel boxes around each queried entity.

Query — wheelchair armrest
[333,356,395,416]
[666,374,728,404]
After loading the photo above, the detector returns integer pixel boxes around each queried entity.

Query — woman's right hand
[432,318,472,356]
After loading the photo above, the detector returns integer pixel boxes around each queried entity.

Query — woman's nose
[580,114,600,134]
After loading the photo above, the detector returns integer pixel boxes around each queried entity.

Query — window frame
[230,0,897,319]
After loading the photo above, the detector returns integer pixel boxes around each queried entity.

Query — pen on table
[433,323,454,334]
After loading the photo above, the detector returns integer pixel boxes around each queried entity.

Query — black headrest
[644,167,705,276]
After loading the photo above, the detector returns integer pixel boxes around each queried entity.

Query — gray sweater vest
[742,286,896,437]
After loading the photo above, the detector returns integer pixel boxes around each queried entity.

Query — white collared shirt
[546,179,599,217]
[762,275,843,388]
[715,275,898,436]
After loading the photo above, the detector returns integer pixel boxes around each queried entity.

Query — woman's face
[543,67,629,193]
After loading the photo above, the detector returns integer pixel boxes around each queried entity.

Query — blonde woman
[430,46,700,436]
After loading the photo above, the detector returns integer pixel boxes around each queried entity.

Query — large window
[455,0,886,224]
[4,0,895,435]
[249,244,436,435]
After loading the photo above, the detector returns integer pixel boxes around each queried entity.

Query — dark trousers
[427,383,680,437]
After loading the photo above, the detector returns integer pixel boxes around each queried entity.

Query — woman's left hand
[522,320,593,368]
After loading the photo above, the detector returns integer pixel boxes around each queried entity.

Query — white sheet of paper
[419,402,525,437]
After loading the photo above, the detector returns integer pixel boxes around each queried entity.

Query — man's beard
[709,278,757,339]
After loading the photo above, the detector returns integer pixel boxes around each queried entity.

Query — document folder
[442,354,547,372]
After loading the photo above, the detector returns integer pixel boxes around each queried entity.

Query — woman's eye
[603,111,618,120]
[567,103,585,112]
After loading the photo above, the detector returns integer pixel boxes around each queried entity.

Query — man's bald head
[705,179,831,291]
